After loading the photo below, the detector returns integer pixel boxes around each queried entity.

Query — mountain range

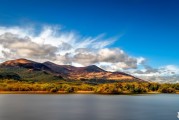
[0,58,144,83]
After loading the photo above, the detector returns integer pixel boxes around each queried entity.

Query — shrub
[159,87,176,93]
[50,88,58,93]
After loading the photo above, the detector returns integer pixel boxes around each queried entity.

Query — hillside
[0,58,144,83]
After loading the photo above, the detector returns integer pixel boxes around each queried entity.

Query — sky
[0,0,179,82]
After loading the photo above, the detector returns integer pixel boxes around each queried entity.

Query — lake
[0,94,178,120]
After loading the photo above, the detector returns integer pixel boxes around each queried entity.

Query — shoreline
[0,91,178,94]
[0,91,95,94]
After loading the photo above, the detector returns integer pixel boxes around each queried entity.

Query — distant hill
[0,58,145,83]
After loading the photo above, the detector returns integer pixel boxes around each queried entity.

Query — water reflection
[0,94,178,120]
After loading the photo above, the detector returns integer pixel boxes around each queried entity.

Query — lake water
[0,94,178,120]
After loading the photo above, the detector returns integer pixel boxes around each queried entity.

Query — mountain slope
[1,58,52,72]
[0,58,145,82]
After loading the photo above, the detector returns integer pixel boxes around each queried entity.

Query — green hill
[0,67,63,82]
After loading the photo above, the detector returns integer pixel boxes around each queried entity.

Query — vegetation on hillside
[0,68,63,82]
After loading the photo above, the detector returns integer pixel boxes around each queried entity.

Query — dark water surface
[0,94,178,120]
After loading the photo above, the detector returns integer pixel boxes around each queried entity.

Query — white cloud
[131,65,179,83]
[0,33,58,60]
[137,57,146,65]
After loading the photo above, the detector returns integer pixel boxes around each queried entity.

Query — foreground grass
[0,79,179,94]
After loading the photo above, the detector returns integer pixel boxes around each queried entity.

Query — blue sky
[0,0,179,82]
[0,0,179,67]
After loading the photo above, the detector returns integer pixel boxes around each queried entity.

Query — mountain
[0,58,145,83]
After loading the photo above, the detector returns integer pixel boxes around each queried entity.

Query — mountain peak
[81,65,105,72]
[43,61,58,66]
[14,58,33,63]
[1,58,34,66]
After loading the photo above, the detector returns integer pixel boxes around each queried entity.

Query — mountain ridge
[0,58,145,82]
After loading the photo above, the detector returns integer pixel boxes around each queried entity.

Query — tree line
[0,79,179,94]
